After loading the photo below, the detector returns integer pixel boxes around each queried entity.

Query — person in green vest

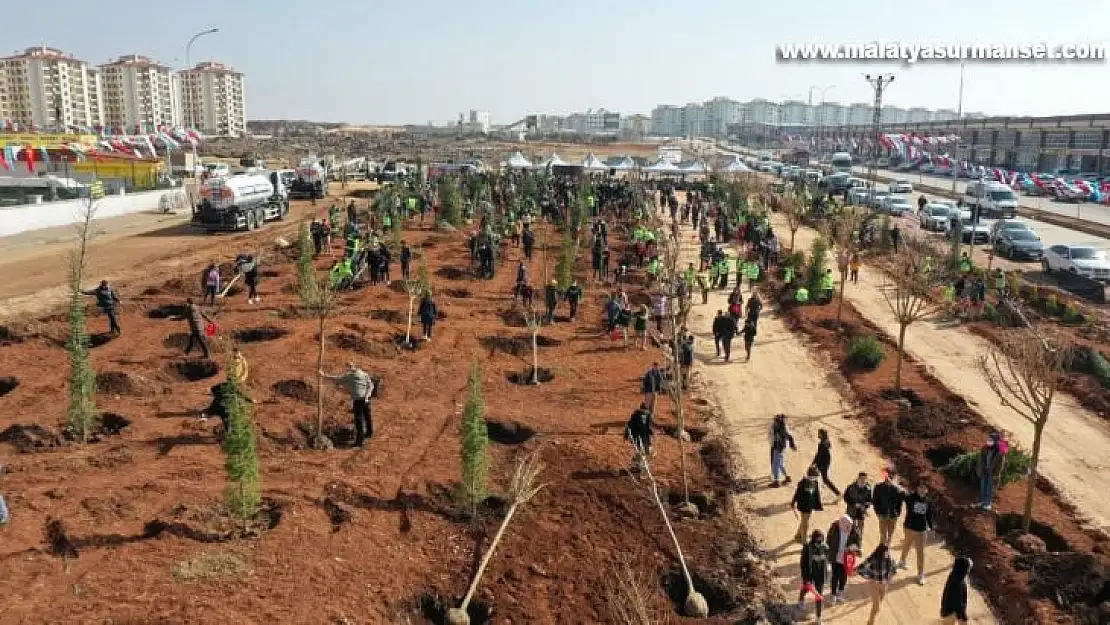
[329,204,340,229]
[941,283,956,304]
[795,285,810,304]
[744,259,760,291]
[993,268,1007,295]
[958,252,972,275]
[696,267,711,304]
[586,194,596,216]
[922,255,934,276]
[382,210,393,230]
[783,265,795,286]
[345,232,362,259]
[683,263,696,288]
[646,256,661,281]
[330,258,353,290]
[716,257,730,289]
[406,195,417,216]
[820,269,835,303]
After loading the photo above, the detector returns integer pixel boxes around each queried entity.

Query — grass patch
[171,551,249,583]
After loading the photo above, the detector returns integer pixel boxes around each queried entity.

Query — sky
[9,0,1110,125]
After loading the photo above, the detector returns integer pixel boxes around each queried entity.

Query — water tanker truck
[289,158,328,200]
[192,171,289,231]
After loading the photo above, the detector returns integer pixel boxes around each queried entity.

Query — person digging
[319,363,376,448]
[624,401,653,472]
[181,298,212,359]
[82,280,122,335]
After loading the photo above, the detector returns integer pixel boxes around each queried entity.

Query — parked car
[882,196,913,216]
[847,187,872,205]
[920,204,956,231]
[956,218,991,244]
[889,179,913,193]
[993,228,1044,260]
[869,191,891,208]
[1043,245,1110,281]
[990,218,1035,239]
[965,180,1019,218]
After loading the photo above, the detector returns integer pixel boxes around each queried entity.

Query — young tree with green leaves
[67,198,99,443]
[296,221,317,301]
[459,361,490,517]
[222,349,261,522]
[438,176,462,226]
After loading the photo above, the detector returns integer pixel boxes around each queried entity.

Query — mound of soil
[997,513,1072,553]
[435,266,468,281]
[140,286,161,296]
[1014,552,1110,615]
[147,499,286,542]
[231,326,287,343]
[506,367,555,385]
[444,288,471,299]
[661,568,739,617]
[896,403,972,439]
[486,420,537,445]
[147,304,186,320]
[100,412,132,435]
[163,332,191,350]
[166,360,219,382]
[88,333,116,349]
[479,335,528,357]
[498,309,528,328]
[0,325,24,345]
[369,309,404,324]
[327,332,399,359]
[0,423,63,452]
[417,594,493,625]
[272,379,316,404]
[95,371,156,397]
[0,376,18,397]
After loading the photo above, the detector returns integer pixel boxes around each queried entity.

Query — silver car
[883,196,912,215]
[889,179,913,193]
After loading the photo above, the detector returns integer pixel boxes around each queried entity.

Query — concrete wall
[0,189,184,238]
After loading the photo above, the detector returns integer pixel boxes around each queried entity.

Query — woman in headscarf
[825,514,861,604]
[940,556,973,624]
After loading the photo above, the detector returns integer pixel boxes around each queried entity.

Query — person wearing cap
[319,363,376,447]
[826,514,862,604]
[564,280,583,320]
[872,468,905,547]
[544,280,560,324]
[976,432,1007,510]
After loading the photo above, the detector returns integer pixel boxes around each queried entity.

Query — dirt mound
[997,513,1071,553]
[498,309,528,328]
[166,360,219,382]
[896,402,973,439]
[147,499,286,542]
[417,594,493,625]
[479,335,528,357]
[147,304,186,319]
[0,376,18,397]
[662,568,739,617]
[328,332,399,359]
[95,371,156,397]
[272,379,316,403]
[0,423,63,452]
[444,288,471,299]
[140,286,161,296]
[486,420,537,445]
[163,333,191,350]
[0,325,24,345]
[435,266,468,281]
[88,333,116,349]
[1014,552,1110,615]
[369,309,404,324]
[231,326,287,343]
[506,367,555,385]
[100,412,132,435]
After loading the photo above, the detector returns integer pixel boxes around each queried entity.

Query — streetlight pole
[863,74,895,189]
[183,27,219,128]
[809,85,835,155]
[951,60,966,195]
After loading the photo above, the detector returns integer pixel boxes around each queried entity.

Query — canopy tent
[506,151,532,169]
[723,159,753,173]
[608,155,637,170]
[534,153,568,169]
[679,160,710,174]
[581,152,608,170]
[642,160,681,174]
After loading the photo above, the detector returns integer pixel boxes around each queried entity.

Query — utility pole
[863,74,895,191]
[952,60,966,194]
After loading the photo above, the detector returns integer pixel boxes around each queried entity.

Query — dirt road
[683,231,996,623]
[788,221,1110,534]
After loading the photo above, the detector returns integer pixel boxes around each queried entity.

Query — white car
[869,191,892,208]
[883,196,913,215]
[847,187,872,205]
[920,204,956,231]
[1043,245,1110,281]
[956,218,991,244]
[889,179,913,193]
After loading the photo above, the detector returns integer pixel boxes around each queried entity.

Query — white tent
[680,161,710,174]
[535,153,568,169]
[643,160,680,174]
[724,160,752,173]
[581,152,608,170]
[506,151,532,169]
[609,155,637,170]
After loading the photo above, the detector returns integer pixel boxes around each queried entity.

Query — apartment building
[564,108,620,135]
[743,99,780,125]
[814,102,847,127]
[0,46,100,129]
[846,102,874,126]
[86,67,103,127]
[779,100,810,125]
[933,108,958,121]
[907,106,931,123]
[881,105,908,125]
[99,54,180,131]
[703,97,743,137]
[179,61,246,137]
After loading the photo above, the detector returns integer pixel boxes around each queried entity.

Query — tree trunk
[836,268,848,323]
[790,228,797,252]
[405,295,415,344]
[531,327,539,385]
[315,314,327,445]
[459,502,520,613]
[1023,418,1047,534]
[672,321,690,504]
[894,322,907,392]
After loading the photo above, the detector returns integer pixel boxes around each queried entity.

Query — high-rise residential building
[99,54,180,132]
[814,101,846,127]
[703,97,742,137]
[743,98,780,125]
[679,102,705,136]
[881,105,907,125]
[779,100,810,125]
[0,46,100,129]
[846,102,873,126]
[85,67,103,128]
[179,61,246,136]
[650,104,682,136]
[564,108,620,135]
[907,106,931,123]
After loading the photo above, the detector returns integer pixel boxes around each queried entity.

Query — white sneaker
[836,592,845,603]
[255,296,261,303]
[918,573,926,586]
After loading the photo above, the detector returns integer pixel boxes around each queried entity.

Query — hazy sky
[10,0,1110,125]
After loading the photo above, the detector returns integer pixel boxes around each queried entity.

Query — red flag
[0,150,9,171]
[23,146,35,172]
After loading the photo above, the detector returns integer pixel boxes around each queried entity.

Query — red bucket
[204,321,218,337]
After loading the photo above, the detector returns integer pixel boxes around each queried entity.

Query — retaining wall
[0,189,183,238]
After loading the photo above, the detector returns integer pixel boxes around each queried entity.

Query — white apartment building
[933,108,958,121]
[907,106,931,123]
[881,105,908,125]
[679,102,705,137]
[703,97,742,137]
[650,105,682,136]
[0,46,100,129]
[564,108,620,135]
[779,100,810,125]
[99,54,180,131]
[743,98,780,125]
[814,102,846,127]
[86,67,104,128]
[846,103,874,126]
[179,61,246,137]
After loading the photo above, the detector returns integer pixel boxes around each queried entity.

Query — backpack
[729,302,742,317]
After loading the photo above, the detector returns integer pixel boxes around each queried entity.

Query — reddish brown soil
[767,278,1110,625]
[0,218,771,623]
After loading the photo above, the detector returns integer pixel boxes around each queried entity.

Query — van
[830,152,853,173]
[964,181,1019,218]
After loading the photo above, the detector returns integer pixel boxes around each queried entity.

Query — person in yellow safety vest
[795,285,810,303]
[744,260,760,287]
[647,256,661,278]
[406,196,417,215]
[941,283,956,303]
[922,255,934,275]
[783,265,796,285]
[330,258,353,290]
[993,268,1007,294]
[820,268,836,301]
[709,259,720,286]
[684,263,696,287]
[958,252,972,275]
[382,211,393,229]
[696,268,710,304]
[716,257,730,289]
[229,347,249,383]
[586,195,596,214]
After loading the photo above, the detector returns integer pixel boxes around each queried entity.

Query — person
[229,347,249,383]
[857,543,897,625]
[791,466,824,542]
[843,472,874,536]
[544,280,560,324]
[742,318,757,361]
[202,262,220,306]
[794,285,810,304]
[82,280,122,335]
[715,309,738,362]
[811,429,841,496]
[641,362,665,410]
[419,291,438,341]
[632,304,649,349]
[827,514,862,604]
[522,224,535,260]
[678,330,694,389]
[651,291,667,334]
[319,363,376,447]
[236,254,261,304]
[399,242,412,282]
[564,281,583,320]
[311,219,324,256]
[200,378,254,432]
[940,556,973,624]
[727,286,744,323]
[873,468,905,547]
[849,253,861,283]
[745,293,763,326]
[696,266,710,304]
[183,298,212,359]
[899,480,935,585]
[820,269,835,303]
[917,194,928,213]
[770,414,797,487]
[976,431,1007,510]
[0,492,8,526]
[625,402,653,471]
[798,529,829,624]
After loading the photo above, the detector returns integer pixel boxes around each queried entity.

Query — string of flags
[0,124,204,172]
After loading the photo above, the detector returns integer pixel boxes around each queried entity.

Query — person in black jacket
[872,469,905,547]
[742,318,757,361]
[235,254,261,304]
[522,224,535,259]
[811,429,841,496]
[843,472,874,537]
[641,362,665,409]
[544,280,559,324]
[564,281,583,320]
[791,466,824,542]
[940,556,972,624]
[418,292,437,341]
[712,310,738,362]
[827,514,862,604]
[770,414,797,487]
[399,242,412,282]
[899,480,936,585]
[82,280,121,335]
[797,529,829,623]
[677,330,694,389]
[624,402,653,471]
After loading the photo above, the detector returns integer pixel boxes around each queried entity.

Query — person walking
[236,254,261,304]
[183,298,212,359]
[843,472,874,537]
[899,480,936,585]
[873,468,905,547]
[633,304,649,349]
[418,291,438,341]
[522,224,535,260]
[715,310,738,362]
[319,363,376,447]
[399,242,412,282]
[745,293,763,326]
[977,432,1008,510]
[624,401,653,471]
[711,310,727,357]
[564,280,583,320]
[544,280,559,324]
[770,414,797,487]
[797,529,830,625]
[202,262,221,306]
[940,556,973,624]
[82,280,122,335]
[742,318,757,361]
[811,429,841,497]
[849,253,861,283]
[827,514,862,604]
[641,362,665,411]
[858,543,898,625]
[790,466,824,542]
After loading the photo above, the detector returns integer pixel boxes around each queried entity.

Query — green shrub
[846,335,885,370]
[1063,302,1082,324]
[943,446,1032,488]
[805,237,829,296]
[459,361,490,516]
